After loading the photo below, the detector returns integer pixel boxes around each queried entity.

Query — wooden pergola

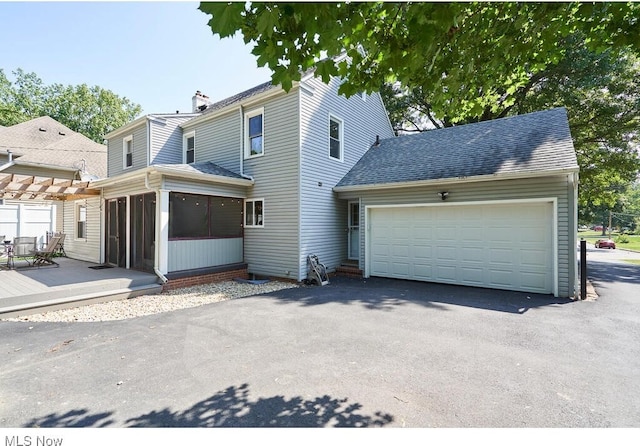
[0,173,100,201]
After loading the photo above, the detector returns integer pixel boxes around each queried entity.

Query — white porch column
[157,189,170,275]
[125,195,131,269]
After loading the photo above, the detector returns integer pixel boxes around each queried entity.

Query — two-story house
[94,72,395,288]
[93,73,579,298]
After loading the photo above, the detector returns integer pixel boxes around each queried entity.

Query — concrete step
[0,283,164,318]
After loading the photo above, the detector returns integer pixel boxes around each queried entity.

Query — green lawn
[577,230,640,252]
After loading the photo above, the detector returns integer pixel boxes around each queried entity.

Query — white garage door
[369,202,554,294]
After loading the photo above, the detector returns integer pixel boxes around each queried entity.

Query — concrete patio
[0,257,162,317]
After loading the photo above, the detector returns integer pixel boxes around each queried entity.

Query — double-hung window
[184,131,195,164]
[329,115,343,161]
[245,108,264,158]
[77,204,87,239]
[123,135,133,169]
[245,199,264,227]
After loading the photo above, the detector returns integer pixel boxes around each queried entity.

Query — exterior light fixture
[438,191,449,201]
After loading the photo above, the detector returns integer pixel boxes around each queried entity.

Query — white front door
[348,201,360,260]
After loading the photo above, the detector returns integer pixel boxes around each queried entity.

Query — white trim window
[183,131,195,164]
[244,108,264,158]
[76,203,87,239]
[245,199,264,227]
[329,114,343,161]
[123,135,133,169]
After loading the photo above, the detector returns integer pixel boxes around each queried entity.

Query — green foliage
[615,234,630,244]
[199,1,640,118]
[0,69,142,143]
[199,2,640,218]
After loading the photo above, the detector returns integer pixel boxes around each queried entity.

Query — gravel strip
[4,280,298,323]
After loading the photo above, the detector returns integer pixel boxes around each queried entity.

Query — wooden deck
[0,257,162,317]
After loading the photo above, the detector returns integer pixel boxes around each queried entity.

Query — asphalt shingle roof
[154,161,247,180]
[200,81,275,115]
[0,116,107,178]
[336,108,578,189]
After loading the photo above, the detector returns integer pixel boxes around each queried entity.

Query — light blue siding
[298,76,395,280]
[182,110,242,173]
[242,91,301,280]
[168,238,243,272]
[107,122,147,177]
[150,116,198,165]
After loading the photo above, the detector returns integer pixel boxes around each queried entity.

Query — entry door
[106,198,126,267]
[130,193,156,273]
[348,201,360,260]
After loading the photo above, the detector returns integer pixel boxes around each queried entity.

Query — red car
[595,239,616,249]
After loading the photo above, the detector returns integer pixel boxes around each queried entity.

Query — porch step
[335,263,363,278]
[0,283,164,319]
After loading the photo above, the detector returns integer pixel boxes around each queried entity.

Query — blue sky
[0,1,273,115]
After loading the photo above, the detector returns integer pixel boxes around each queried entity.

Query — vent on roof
[59,131,66,135]
[39,127,47,132]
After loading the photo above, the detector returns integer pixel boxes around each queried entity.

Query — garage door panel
[436,265,457,281]
[391,262,410,276]
[489,247,515,265]
[459,267,484,284]
[392,244,410,258]
[413,264,433,279]
[413,245,433,259]
[436,246,457,261]
[369,203,553,294]
[461,246,484,262]
[521,249,548,267]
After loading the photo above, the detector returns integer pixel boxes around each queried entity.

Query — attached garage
[368,200,556,295]
[335,108,579,298]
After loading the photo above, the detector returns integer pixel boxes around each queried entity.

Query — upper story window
[123,135,133,169]
[245,108,264,158]
[184,131,195,164]
[329,115,343,161]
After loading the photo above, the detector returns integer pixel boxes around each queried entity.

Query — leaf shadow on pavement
[259,276,572,314]
[22,384,393,428]
[587,259,640,286]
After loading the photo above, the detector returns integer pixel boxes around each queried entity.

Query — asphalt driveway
[1,273,639,428]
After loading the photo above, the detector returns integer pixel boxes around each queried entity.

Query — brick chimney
[192,90,212,113]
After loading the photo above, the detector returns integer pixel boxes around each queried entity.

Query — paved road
[1,249,639,428]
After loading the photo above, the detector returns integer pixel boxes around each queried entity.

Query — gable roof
[335,108,579,191]
[200,81,275,115]
[0,116,107,178]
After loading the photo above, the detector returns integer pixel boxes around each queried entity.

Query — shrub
[615,234,630,244]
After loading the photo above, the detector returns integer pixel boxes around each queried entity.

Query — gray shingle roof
[200,81,275,115]
[336,108,578,189]
[154,161,246,180]
[0,116,107,178]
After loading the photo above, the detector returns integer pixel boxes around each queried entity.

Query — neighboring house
[0,116,106,258]
[334,108,579,298]
[95,73,395,288]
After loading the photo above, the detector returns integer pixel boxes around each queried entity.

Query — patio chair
[55,232,67,257]
[32,236,61,267]
[11,237,37,267]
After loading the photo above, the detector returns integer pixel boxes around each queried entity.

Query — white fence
[0,202,57,248]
